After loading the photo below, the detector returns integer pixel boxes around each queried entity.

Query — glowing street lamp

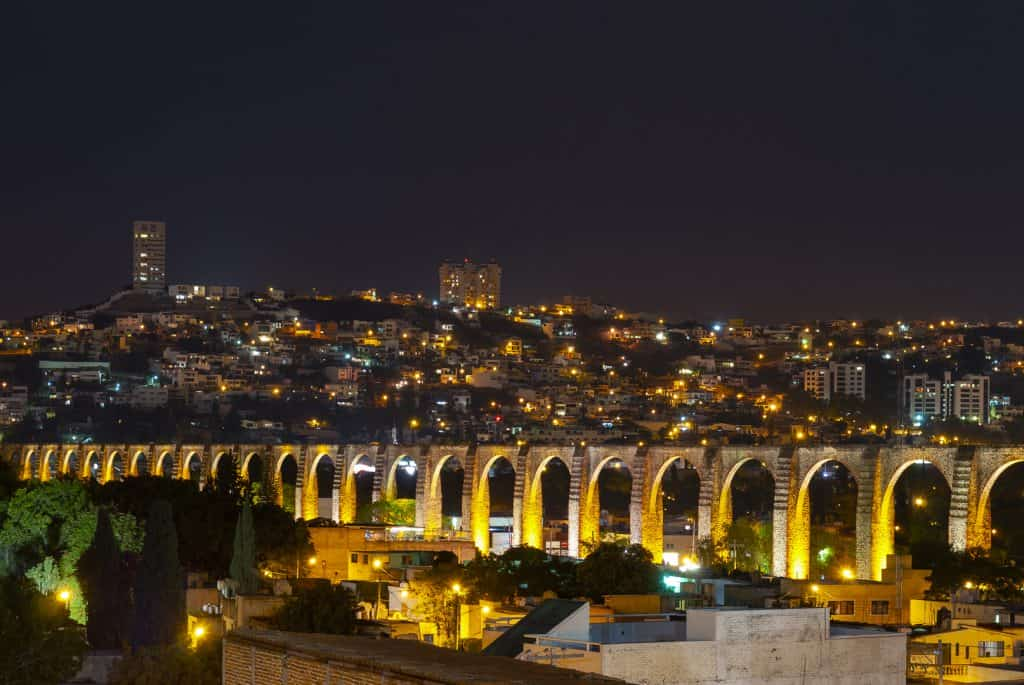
[58,589,71,613]
[914,497,926,508]
[840,568,854,580]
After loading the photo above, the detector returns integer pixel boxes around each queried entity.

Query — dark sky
[3,3,1023,322]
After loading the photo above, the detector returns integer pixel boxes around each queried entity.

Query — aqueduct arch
[0,441,1012,580]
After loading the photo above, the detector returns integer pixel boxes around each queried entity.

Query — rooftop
[228,628,623,684]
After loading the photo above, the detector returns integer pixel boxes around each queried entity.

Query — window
[363,554,369,564]
[350,553,358,563]
[870,601,890,615]
[978,641,1004,658]
[827,601,854,616]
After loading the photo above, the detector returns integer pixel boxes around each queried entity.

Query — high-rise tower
[132,220,166,292]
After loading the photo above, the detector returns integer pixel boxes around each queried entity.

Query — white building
[132,220,166,292]
[803,362,866,401]
[902,372,991,425]
[512,604,905,685]
[439,259,502,309]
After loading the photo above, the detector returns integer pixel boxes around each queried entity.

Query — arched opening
[428,456,465,533]
[213,453,238,493]
[343,455,374,522]
[86,451,102,481]
[41,450,58,481]
[243,453,263,482]
[877,460,950,578]
[579,456,631,553]
[63,450,79,477]
[524,456,571,554]
[650,458,700,565]
[790,460,857,580]
[976,461,1024,561]
[388,456,418,500]
[277,454,298,514]
[596,458,632,542]
[716,459,774,573]
[103,452,124,483]
[471,456,515,554]
[131,451,149,477]
[22,450,37,480]
[183,452,203,484]
[155,451,173,478]
[305,454,337,520]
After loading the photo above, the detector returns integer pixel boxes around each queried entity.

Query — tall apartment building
[132,220,166,292]
[438,259,501,309]
[902,372,991,426]
[803,362,866,401]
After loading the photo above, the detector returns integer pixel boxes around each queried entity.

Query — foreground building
[222,628,623,684]
[514,603,905,685]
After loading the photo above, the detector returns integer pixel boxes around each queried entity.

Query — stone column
[771,449,794,578]
[855,448,880,580]
[511,451,527,548]
[628,449,646,547]
[371,448,387,503]
[948,448,975,552]
[567,447,584,558]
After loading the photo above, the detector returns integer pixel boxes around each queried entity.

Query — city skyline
[4,4,1024,321]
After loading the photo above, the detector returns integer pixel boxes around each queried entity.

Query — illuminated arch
[21,450,37,480]
[305,453,337,521]
[642,456,700,563]
[41,449,57,481]
[874,459,951,580]
[788,459,858,579]
[62,449,79,477]
[579,455,632,553]
[103,451,124,483]
[154,451,173,477]
[427,454,464,533]
[130,450,149,477]
[522,455,570,550]
[84,450,102,481]
[241,452,262,481]
[340,454,373,523]
[182,451,203,482]
[972,459,1024,551]
[274,453,298,513]
[385,454,418,500]
[470,454,515,553]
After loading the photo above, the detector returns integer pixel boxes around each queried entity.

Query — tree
[0,577,87,685]
[576,542,661,603]
[407,557,465,647]
[109,637,221,685]
[357,497,415,525]
[78,508,128,649]
[230,499,259,595]
[132,500,185,650]
[271,583,357,635]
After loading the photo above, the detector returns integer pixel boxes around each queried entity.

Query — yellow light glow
[914,497,925,507]
[372,559,383,570]
[810,584,820,594]
[308,556,318,567]
[481,606,491,615]
[58,589,71,602]
[194,626,206,639]
[964,581,974,589]
[840,568,854,580]
[452,583,462,594]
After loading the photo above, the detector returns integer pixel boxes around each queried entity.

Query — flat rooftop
[228,628,624,684]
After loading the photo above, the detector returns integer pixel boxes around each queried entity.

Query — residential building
[946,373,991,424]
[439,259,502,309]
[132,220,166,292]
[903,374,943,426]
[803,362,865,401]
[0,385,28,425]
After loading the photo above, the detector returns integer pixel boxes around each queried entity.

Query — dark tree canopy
[132,500,185,649]
[78,508,129,649]
[0,577,87,685]
[272,583,358,635]
[230,499,259,595]
[576,542,661,603]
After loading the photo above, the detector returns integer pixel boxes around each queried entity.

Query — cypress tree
[230,499,259,595]
[79,508,127,649]
[132,500,185,650]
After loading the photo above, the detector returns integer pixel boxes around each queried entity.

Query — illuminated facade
[439,259,501,309]
[132,220,166,292]
[6,441,1022,583]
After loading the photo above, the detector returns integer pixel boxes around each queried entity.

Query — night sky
[3,3,1023,322]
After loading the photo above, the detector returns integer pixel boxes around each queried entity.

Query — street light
[58,589,71,613]
[451,583,463,650]
[840,568,854,580]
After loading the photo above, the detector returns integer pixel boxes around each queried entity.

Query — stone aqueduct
[3,441,1023,581]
